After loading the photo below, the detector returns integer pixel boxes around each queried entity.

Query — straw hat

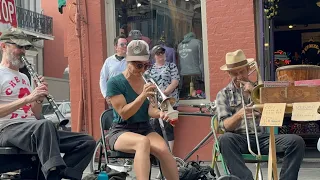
[220,49,254,71]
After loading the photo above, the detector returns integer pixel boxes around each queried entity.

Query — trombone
[240,60,264,180]
[239,60,263,158]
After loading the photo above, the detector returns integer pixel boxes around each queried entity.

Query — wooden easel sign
[259,103,286,180]
[260,103,286,127]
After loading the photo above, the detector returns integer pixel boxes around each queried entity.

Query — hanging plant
[264,0,280,20]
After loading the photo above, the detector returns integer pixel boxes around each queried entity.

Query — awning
[58,0,66,14]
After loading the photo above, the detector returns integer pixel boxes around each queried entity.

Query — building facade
[0,0,69,101]
[60,0,257,161]
[1,0,53,75]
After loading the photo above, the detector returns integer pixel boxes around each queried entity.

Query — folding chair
[89,109,162,178]
[210,115,270,180]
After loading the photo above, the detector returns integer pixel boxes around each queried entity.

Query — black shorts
[107,121,154,150]
[150,118,174,141]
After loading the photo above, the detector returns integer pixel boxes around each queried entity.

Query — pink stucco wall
[42,0,67,78]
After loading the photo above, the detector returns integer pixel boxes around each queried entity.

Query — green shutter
[58,0,66,14]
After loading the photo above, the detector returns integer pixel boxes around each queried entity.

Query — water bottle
[97,171,109,180]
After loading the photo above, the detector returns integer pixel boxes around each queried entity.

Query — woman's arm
[109,81,156,120]
[164,63,180,96]
[110,93,147,120]
[164,79,179,96]
[148,104,161,118]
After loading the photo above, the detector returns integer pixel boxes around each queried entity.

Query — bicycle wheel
[89,138,107,173]
[174,156,186,168]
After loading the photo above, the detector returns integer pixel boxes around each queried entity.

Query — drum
[276,65,320,84]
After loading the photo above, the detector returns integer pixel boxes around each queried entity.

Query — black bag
[82,165,128,180]
[179,161,215,180]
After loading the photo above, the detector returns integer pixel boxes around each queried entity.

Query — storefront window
[113,0,207,101]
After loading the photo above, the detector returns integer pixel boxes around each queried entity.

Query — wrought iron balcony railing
[16,6,53,36]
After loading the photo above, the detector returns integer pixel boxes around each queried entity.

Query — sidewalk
[84,159,320,180]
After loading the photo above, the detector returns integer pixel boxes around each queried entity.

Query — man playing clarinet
[0,29,95,180]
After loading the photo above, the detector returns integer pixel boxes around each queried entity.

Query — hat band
[226,59,248,68]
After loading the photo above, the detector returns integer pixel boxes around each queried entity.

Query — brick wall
[206,0,256,100]
[42,0,66,78]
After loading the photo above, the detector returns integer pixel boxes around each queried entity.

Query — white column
[105,0,116,57]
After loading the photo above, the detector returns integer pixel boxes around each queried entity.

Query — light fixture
[136,0,141,7]
[185,0,189,1]
[288,25,293,29]
[317,1,320,7]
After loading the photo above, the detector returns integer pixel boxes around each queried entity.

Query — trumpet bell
[160,97,176,111]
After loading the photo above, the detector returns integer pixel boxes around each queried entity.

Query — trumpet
[21,56,70,128]
[141,73,176,111]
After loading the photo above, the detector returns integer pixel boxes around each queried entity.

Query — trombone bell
[248,61,264,104]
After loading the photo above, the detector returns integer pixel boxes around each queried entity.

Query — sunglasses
[118,43,128,47]
[132,61,152,70]
[6,42,31,50]
[155,50,165,56]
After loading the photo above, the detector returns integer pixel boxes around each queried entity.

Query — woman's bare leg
[147,132,179,180]
[114,132,151,180]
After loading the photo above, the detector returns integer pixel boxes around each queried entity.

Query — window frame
[104,0,211,105]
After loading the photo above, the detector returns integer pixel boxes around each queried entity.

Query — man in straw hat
[215,49,305,180]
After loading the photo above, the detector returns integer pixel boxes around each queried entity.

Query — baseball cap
[0,28,32,47]
[151,45,165,57]
[128,30,142,40]
[126,40,150,62]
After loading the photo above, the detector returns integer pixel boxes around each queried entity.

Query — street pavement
[84,158,320,180]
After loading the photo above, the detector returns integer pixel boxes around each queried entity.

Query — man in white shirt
[0,29,95,180]
[99,35,128,104]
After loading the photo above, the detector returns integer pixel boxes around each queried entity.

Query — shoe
[124,159,133,167]
[47,168,61,180]
[123,159,133,172]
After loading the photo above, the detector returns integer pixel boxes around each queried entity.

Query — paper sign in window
[259,103,286,127]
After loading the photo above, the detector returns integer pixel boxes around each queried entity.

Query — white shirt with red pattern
[0,65,36,130]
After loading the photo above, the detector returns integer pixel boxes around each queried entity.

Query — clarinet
[21,56,69,128]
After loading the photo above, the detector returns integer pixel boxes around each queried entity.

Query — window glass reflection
[115,0,206,100]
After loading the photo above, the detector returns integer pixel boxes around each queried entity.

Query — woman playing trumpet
[106,40,179,180]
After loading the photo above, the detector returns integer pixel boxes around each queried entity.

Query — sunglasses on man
[132,61,152,70]
[118,43,128,47]
[6,42,31,50]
